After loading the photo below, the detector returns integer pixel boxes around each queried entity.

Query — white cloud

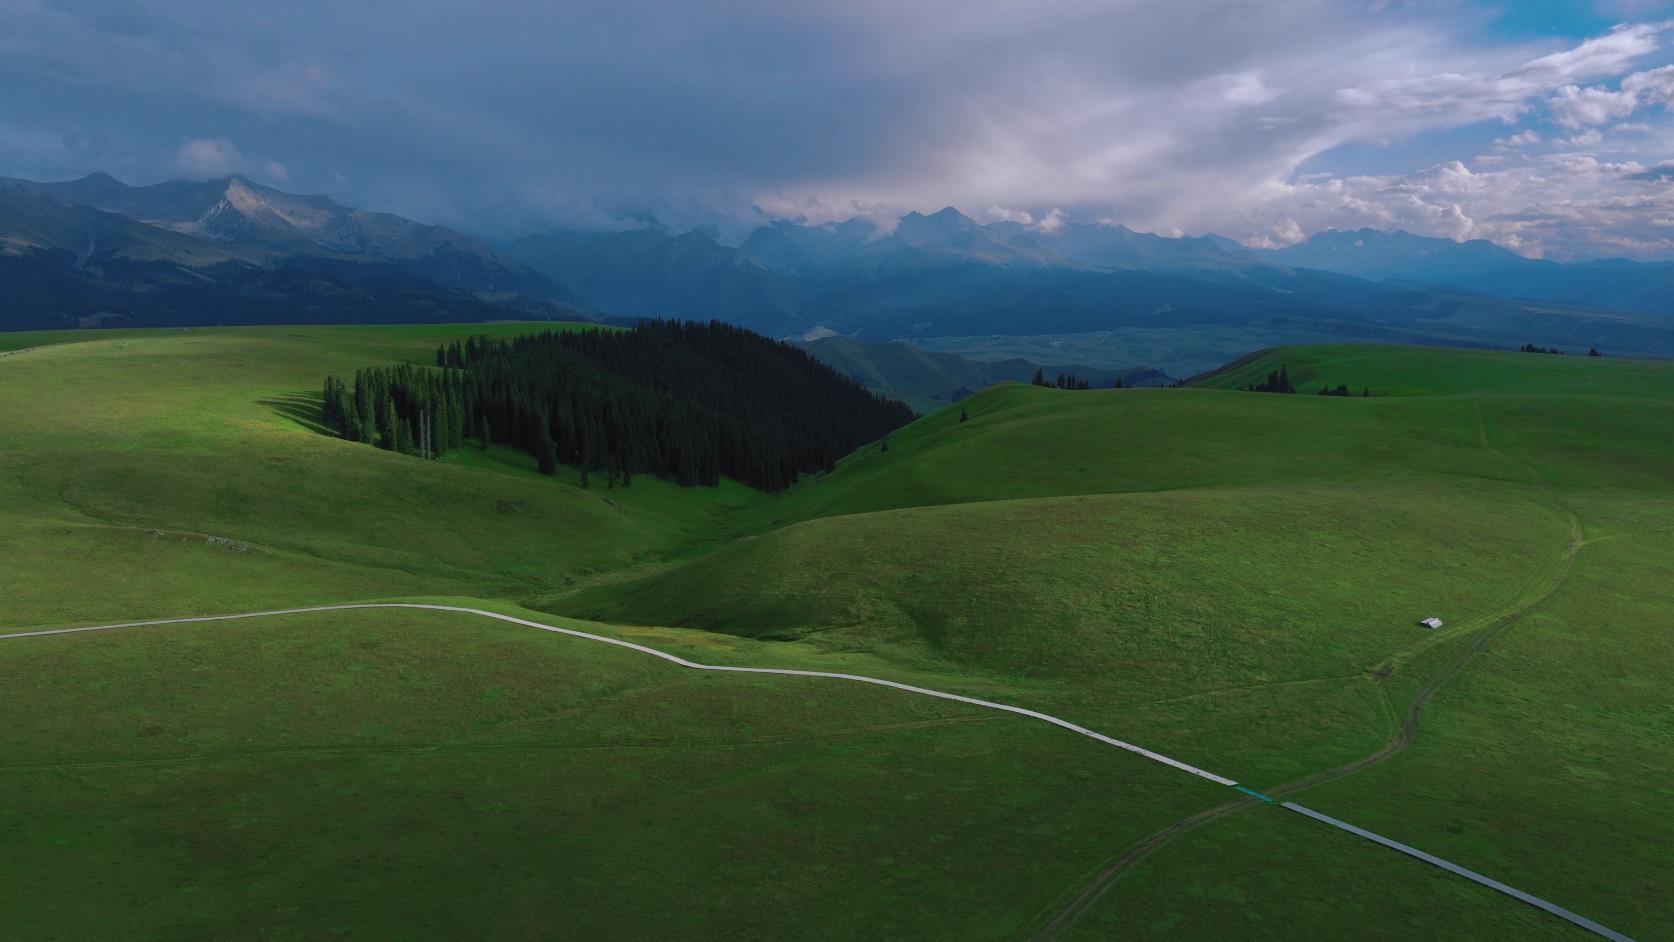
[1622,62,1674,104]
[1550,83,1642,127]
[753,15,1674,260]
[174,137,289,183]
[1246,218,1306,249]
[985,206,1034,224]
[1563,128,1606,147]
[1233,155,1674,259]
[1221,70,1282,106]
[176,137,242,177]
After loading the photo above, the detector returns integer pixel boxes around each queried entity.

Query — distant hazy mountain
[1265,228,1674,316]
[798,334,1170,410]
[501,212,1323,337]
[499,227,792,322]
[498,213,1674,360]
[737,219,875,274]
[1266,228,1526,282]
[0,173,583,330]
[513,220,1460,339]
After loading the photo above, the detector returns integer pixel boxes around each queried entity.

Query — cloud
[1627,162,1674,179]
[1494,129,1542,148]
[176,137,242,177]
[1550,83,1642,127]
[5,2,1674,257]
[174,136,288,183]
[984,206,1035,224]
[1220,70,1282,106]
[1622,62,1674,104]
[1237,155,1674,259]
[1264,218,1307,247]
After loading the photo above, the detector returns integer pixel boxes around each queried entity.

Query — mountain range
[6,174,1674,363]
[499,207,1674,357]
[1262,228,1674,316]
[0,173,577,330]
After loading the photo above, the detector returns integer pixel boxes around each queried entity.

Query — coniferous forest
[320,321,915,491]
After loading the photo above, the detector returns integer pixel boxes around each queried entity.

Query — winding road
[0,601,1633,941]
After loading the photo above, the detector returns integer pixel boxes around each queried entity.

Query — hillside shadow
[262,392,336,437]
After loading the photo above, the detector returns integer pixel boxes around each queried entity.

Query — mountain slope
[0,188,544,330]
[0,174,588,330]
[3,173,578,307]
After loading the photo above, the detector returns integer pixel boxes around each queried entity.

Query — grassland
[2,329,1670,939]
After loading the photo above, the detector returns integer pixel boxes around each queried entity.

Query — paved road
[0,602,1634,941]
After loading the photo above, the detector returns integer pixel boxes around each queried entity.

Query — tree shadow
[261,392,337,437]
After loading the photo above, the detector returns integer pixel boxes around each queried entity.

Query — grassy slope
[552,481,1569,784]
[2,331,1671,938]
[0,326,1217,940]
[0,324,754,627]
[0,605,1219,941]
[547,345,1674,938]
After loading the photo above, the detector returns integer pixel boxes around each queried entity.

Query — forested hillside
[321,321,913,490]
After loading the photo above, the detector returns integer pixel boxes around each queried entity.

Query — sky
[5,0,1674,259]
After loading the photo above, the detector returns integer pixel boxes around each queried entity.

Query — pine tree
[393,414,413,454]
[536,420,558,475]
[881,438,890,453]
[959,407,969,423]
[377,395,397,450]
[1589,347,1603,357]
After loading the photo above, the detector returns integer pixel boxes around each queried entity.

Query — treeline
[1316,384,1369,397]
[1242,364,1373,396]
[321,321,914,491]
[1032,368,1091,390]
[1520,343,1604,356]
[1244,365,1296,393]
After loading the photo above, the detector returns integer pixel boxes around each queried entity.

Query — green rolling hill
[1,327,1669,939]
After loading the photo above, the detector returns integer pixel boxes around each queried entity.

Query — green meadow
[1,328,1670,939]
